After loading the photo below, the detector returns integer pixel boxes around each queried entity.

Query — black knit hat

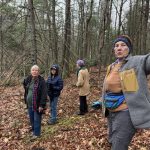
[113,35,133,52]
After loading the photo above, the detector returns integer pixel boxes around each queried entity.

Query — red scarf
[32,79,39,111]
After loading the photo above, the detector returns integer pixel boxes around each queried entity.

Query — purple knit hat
[76,59,85,67]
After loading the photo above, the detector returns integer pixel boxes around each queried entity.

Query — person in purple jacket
[47,64,63,125]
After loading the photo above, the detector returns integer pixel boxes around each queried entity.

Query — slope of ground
[0,67,150,150]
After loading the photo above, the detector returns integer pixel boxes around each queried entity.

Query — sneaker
[30,135,40,141]
[47,121,57,125]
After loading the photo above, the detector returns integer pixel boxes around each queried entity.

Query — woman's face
[31,67,39,77]
[114,41,129,59]
[51,69,56,75]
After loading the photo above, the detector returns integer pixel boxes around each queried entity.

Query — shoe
[77,112,85,115]
[47,121,57,125]
[84,110,88,113]
[30,135,40,141]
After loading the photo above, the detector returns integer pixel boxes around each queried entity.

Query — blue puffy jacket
[47,64,63,97]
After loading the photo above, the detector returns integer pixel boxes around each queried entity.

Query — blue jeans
[49,96,59,123]
[28,107,42,136]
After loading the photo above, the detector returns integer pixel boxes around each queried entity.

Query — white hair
[31,65,39,71]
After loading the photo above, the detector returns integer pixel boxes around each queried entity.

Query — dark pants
[28,107,42,136]
[79,96,88,113]
[107,110,136,150]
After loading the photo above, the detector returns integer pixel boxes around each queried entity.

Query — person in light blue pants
[47,64,63,125]
[28,107,42,136]
[23,65,47,139]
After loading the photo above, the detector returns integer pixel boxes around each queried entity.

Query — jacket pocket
[119,68,139,92]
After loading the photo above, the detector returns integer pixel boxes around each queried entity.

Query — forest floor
[0,66,150,150]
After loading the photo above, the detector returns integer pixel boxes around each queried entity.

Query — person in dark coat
[47,64,63,125]
[23,65,47,139]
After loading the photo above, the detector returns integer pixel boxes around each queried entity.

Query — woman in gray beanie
[76,59,90,115]
[101,35,150,150]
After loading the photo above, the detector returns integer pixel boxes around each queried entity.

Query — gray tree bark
[28,0,37,64]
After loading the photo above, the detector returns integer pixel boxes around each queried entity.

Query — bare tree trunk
[143,0,149,53]
[77,0,85,58]
[118,0,127,35]
[43,0,52,74]
[97,0,107,88]
[0,7,4,78]
[139,0,144,53]
[62,0,71,77]
[21,0,28,77]
[84,0,94,58]
[52,0,58,63]
[105,0,113,64]
[133,0,140,54]
[28,0,37,64]
[97,0,111,81]
[127,0,132,37]
[98,0,111,60]
[0,0,4,78]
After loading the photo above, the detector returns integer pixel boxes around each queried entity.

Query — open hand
[39,107,43,113]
